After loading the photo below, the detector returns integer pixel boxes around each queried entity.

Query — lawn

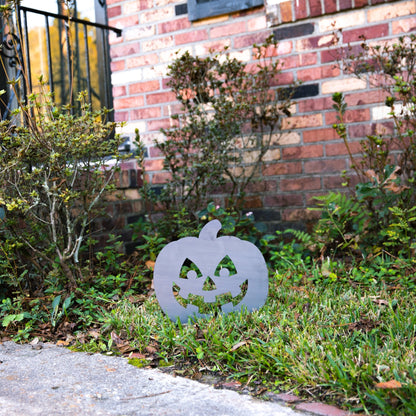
[1,225,415,415]
[72,245,416,416]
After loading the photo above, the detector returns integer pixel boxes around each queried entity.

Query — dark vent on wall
[175,3,188,16]
[273,23,315,41]
[282,84,319,99]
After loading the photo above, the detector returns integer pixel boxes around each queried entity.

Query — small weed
[128,357,151,368]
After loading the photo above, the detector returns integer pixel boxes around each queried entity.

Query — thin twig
[120,390,171,400]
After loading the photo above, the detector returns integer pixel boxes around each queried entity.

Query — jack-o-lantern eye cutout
[153,220,268,323]
[179,259,202,280]
[214,256,237,277]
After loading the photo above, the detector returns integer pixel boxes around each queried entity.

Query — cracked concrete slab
[0,341,304,416]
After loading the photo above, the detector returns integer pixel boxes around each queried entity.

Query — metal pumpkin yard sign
[153,220,268,323]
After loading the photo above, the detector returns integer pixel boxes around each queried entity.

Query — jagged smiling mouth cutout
[171,257,250,313]
[173,275,249,313]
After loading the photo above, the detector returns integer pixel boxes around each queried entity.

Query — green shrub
[138,36,296,238]
[315,35,416,265]
[0,86,123,292]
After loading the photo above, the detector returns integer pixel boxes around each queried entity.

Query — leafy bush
[139,36,295,238]
[312,191,367,256]
[0,86,123,292]
[315,35,416,263]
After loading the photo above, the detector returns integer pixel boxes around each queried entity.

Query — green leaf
[2,313,25,327]
[52,295,61,311]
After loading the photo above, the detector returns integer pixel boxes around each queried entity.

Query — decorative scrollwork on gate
[0,31,22,69]
[0,31,23,120]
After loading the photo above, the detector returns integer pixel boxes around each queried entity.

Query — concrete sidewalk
[0,341,305,416]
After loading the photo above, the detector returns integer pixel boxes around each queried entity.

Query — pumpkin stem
[199,219,222,240]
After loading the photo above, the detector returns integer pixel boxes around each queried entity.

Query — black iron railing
[1,5,121,118]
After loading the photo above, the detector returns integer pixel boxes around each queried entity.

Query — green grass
[86,271,416,415]
[2,231,415,415]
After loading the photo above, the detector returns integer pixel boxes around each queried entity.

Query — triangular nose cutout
[202,276,217,291]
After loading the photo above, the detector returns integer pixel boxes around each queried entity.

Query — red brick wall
[107,0,416,231]
[92,165,144,252]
